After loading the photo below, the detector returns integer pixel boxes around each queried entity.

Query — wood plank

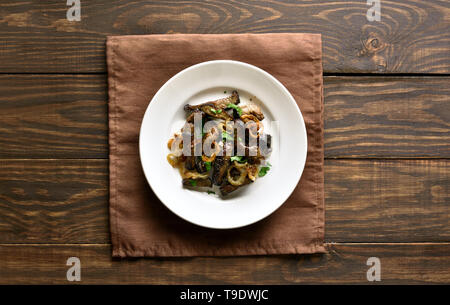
[0,159,448,244]
[0,159,109,244]
[0,0,448,73]
[0,74,108,158]
[0,75,448,158]
[324,159,450,242]
[324,76,450,158]
[0,243,448,284]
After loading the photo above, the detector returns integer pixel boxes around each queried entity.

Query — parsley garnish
[222,131,234,141]
[258,166,270,177]
[205,161,212,171]
[230,156,247,163]
[211,108,222,114]
[227,103,242,116]
[258,162,272,177]
[189,179,197,186]
[207,190,215,195]
[230,156,241,162]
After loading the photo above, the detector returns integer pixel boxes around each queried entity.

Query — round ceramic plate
[139,60,307,229]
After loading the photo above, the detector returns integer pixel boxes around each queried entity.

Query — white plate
[139,60,307,229]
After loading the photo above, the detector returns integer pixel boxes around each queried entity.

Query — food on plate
[167,90,272,196]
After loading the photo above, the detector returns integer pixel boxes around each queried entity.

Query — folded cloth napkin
[107,33,325,257]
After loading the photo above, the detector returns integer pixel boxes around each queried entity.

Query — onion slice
[227,161,248,186]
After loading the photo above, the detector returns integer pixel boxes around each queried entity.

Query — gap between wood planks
[0,242,448,246]
[0,73,450,76]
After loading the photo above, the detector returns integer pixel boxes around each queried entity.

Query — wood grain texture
[0,159,109,244]
[324,76,450,158]
[0,75,108,158]
[0,75,448,158]
[0,159,448,244]
[324,159,449,242]
[0,243,448,284]
[0,0,448,73]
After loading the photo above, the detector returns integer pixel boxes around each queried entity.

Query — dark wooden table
[0,0,449,284]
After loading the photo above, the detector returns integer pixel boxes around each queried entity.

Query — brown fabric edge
[313,34,326,252]
[106,37,121,257]
[113,240,327,258]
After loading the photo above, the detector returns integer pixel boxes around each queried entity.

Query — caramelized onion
[247,121,259,140]
[242,115,263,138]
[169,134,184,156]
[179,166,209,179]
[202,153,216,162]
[247,164,258,181]
[217,121,227,133]
[167,138,174,150]
[202,138,221,162]
[227,161,248,186]
[166,153,179,167]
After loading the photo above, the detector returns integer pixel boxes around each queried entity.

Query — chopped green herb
[230,156,247,163]
[230,156,241,162]
[210,108,222,114]
[227,103,243,116]
[266,162,272,167]
[207,190,215,195]
[258,166,270,177]
[222,131,234,141]
[205,161,212,171]
[189,179,197,186]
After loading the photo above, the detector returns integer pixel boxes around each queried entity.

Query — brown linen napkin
[107,33,325,257]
